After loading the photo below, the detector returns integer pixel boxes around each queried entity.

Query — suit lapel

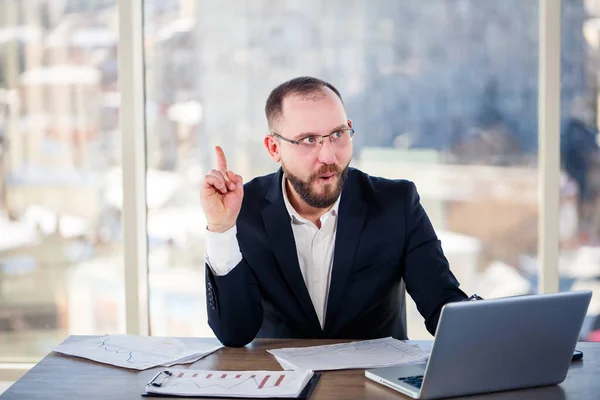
[324,172,368,333]
[261,169,322,332]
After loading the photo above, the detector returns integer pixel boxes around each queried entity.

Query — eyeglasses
[271,128,354,154]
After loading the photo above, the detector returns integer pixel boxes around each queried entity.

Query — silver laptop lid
[419,290,592,399]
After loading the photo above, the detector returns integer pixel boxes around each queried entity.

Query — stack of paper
[53,334,222,370]
[144,369,315,398]
[268,337,429,371]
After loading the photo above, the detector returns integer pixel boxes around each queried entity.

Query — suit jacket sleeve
[206,258,263,347]
[401,181,468,335]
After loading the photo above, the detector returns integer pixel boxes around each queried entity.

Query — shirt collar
[281,175,341,224]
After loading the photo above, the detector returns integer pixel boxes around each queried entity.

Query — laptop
[365,290,592,399]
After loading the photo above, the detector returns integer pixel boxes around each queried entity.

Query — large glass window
[1,0,594,370]
[143,0,547,339]
[1,0,595,366]
[0,0,123,361]
[559,0,600,342]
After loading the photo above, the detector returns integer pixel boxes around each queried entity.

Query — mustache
[310,164,342,181]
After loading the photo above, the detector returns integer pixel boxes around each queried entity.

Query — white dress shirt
[205,177,340,329]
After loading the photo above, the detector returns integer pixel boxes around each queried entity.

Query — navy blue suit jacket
[206,168,467,347]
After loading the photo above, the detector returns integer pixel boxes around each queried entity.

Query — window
[559,0,600,341]
[143,0,544,339]
[0,0,123,361]
[1,0,593,369]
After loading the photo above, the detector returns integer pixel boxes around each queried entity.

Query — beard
[283,162,349,209]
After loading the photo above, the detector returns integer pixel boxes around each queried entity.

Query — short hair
[265,76,344,131]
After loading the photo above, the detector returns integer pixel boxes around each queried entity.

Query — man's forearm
[205,260,263,347]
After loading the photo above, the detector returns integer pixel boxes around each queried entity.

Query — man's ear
[264,134,281,162]
[348,119,353,128]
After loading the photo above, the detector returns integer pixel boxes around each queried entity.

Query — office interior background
[0,0,599,378]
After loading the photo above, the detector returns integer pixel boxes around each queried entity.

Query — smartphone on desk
[572,349,583,361]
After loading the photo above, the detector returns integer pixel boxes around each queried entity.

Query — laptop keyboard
[398,375,424,389]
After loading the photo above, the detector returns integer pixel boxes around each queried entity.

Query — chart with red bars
[173,371,287,389]
[145,369,314,397]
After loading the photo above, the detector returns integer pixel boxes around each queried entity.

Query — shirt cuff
[205,225,243,276]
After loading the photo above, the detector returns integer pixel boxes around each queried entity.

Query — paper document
[53,335,222,370]
[268,337,429,371]
[144,369,314,398]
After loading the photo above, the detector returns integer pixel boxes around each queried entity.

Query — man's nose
[317,136,336,164]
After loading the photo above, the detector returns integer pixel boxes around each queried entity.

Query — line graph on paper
[92,336,178,367]
[147,369,314,397]
[52,335,222,370]
[268,337,429,371]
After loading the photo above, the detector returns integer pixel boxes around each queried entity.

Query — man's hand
[200,146,244,233]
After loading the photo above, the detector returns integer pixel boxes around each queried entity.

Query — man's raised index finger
[215,146,228,171]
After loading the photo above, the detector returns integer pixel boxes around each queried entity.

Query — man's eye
[301,136,317,144]
[333,130,344,138]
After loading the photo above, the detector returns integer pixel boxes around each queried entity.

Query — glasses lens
[298,141,318,154]
[331,130,351,147]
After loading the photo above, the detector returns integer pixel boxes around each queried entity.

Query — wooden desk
[1,336,599,399]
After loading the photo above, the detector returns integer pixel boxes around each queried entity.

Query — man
[200,76,467,347]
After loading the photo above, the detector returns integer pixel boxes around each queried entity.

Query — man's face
[268,88,353,208]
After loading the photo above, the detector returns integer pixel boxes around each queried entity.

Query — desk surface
[1,336,599,400]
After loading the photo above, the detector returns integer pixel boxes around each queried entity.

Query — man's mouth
[317,173,336,183]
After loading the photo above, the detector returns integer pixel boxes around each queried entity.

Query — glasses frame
[271,128,355,148]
